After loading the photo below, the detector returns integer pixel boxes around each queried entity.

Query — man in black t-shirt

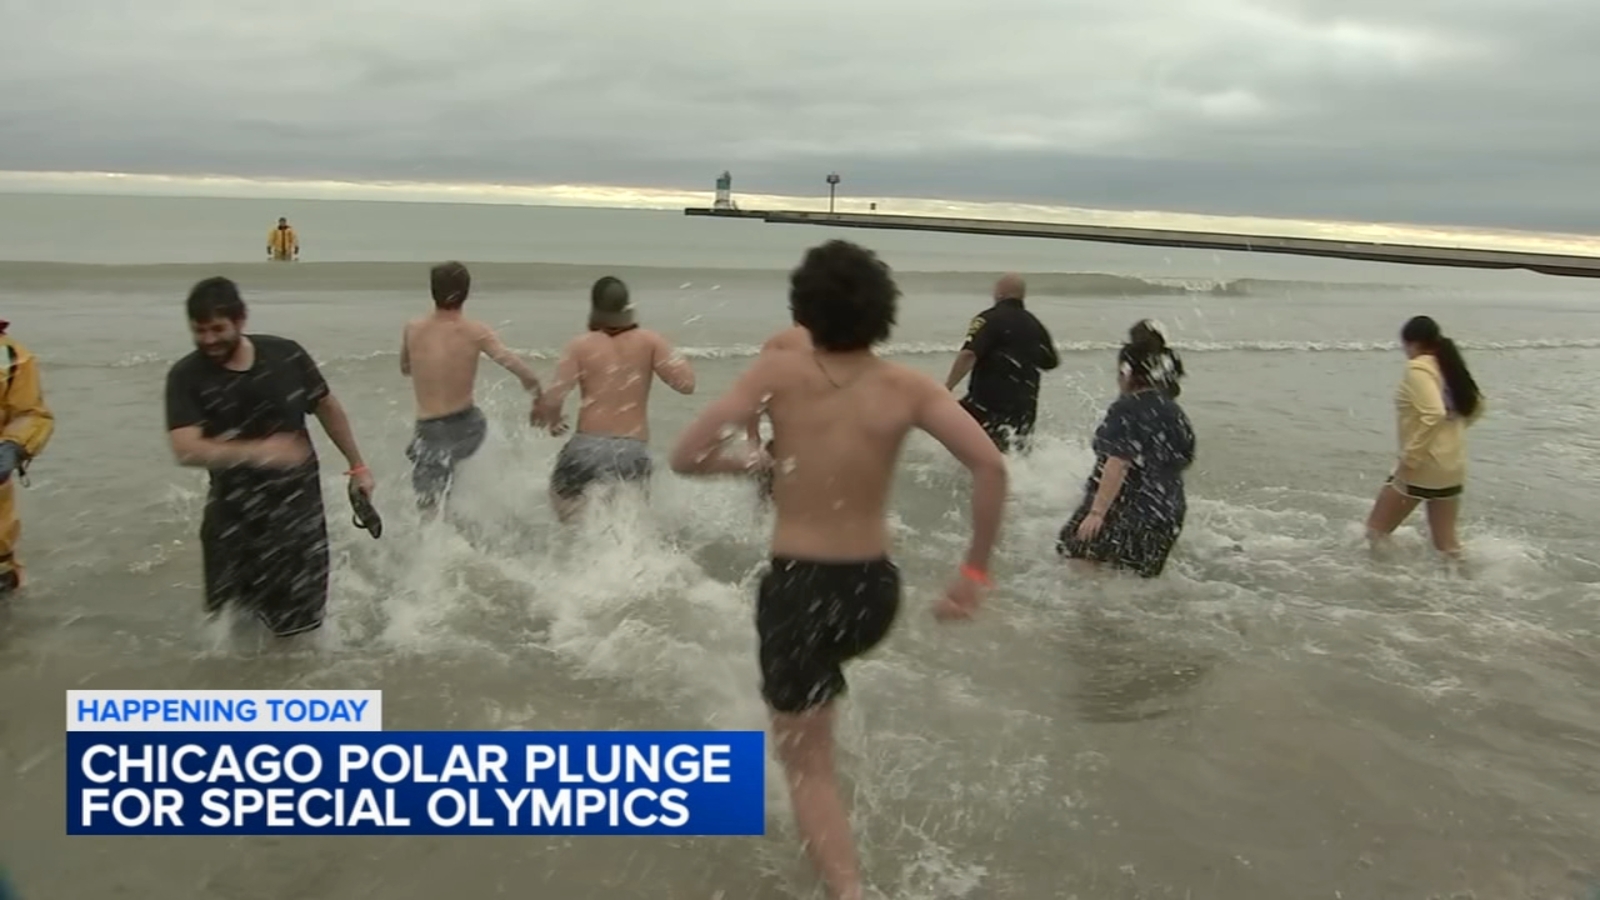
[164,277,376,637]
[943,274,1060,453]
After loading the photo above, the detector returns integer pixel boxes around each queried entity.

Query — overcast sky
[2,0,1594,232]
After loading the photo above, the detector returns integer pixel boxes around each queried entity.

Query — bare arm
[399,325,411,376]
[1086,457,1129,514]
[313,394,367,474]
[168,426,280,469]
[669,359,770,476]
[477,325,543,396]
[653,334,696,395]
[544,342,582,409]
[913,377,1007,573]
[944,351,976,391]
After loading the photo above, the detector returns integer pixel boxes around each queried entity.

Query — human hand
[1075,510,1105,541]
[348,466,376,497]
[934,570,985,622]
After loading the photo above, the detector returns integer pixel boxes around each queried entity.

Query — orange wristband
[345,465,368,477]
[959,564,992,587]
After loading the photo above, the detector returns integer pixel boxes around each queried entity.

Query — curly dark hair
[787,240,899,352]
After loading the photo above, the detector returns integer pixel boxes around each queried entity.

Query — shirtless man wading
[400,261,544,514]
[669,240,1007,900]
[533,276,696,522]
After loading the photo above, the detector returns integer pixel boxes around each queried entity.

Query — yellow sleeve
[1396,364,1444,468]
[0,340,54,459]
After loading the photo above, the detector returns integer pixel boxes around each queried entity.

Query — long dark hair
[1118,340,1180,392]
[1128,319,1184,397]
[1400,315,1480,418]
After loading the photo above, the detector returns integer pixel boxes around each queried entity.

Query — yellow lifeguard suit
[0,324,54,590]
[267,223,299,261]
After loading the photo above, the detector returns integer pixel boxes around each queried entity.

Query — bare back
[562,328,694,440]
[763,351,926,560]
[402,312,541,419]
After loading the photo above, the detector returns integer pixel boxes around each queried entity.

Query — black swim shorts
[1385,476,1462,501]
[755,556,901,714]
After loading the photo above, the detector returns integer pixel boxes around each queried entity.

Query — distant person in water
[1058,339,1196,578]
[1364,315,1485,560]
[1127,318,1185,397]
[164,276,375,637]
[267,217,298,262]
[944,274,1059,453]
[400,261,545,516]
[669,239,1006,900]
[533,276,696,522]
[0,319,56,596]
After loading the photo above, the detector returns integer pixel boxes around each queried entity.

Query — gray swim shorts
[405,405,488,508]
[550,433,653,499]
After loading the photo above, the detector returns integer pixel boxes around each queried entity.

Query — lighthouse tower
[713,171,736,210]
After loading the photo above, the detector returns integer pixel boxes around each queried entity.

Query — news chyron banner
[66,690,765,836]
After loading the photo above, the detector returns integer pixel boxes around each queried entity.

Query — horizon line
[3,169,1598,257]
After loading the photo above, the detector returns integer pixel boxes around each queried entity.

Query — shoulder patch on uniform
[964,315,985,341]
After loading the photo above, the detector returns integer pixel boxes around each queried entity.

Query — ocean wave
[73,336,1600,371]
[0,260,1405,298]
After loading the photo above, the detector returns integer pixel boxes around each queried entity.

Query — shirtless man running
[533,276,695,522]
[400,261,544,514]
[669,240,1007,900]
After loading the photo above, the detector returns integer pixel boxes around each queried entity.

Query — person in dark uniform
[164,276,376,637]
[943,273,1059,453]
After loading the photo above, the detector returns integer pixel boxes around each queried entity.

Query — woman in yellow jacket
[1364,315,1484,559]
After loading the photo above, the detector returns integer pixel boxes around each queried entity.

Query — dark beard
[201,336,240,362]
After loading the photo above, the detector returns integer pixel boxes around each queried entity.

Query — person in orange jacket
[0,321,55,594]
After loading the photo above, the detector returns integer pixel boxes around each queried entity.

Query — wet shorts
[406,405,488,508]
[1386,476,1462,501]
[755,556,901,713]
[550,433,653,499]
[201,461,330,637]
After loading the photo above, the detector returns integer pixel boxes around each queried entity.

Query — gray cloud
[1,0,1596,231]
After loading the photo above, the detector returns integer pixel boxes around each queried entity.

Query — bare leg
[1423,497,1462,560]
[771,704,863,900]
[1365,482,1420,550]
